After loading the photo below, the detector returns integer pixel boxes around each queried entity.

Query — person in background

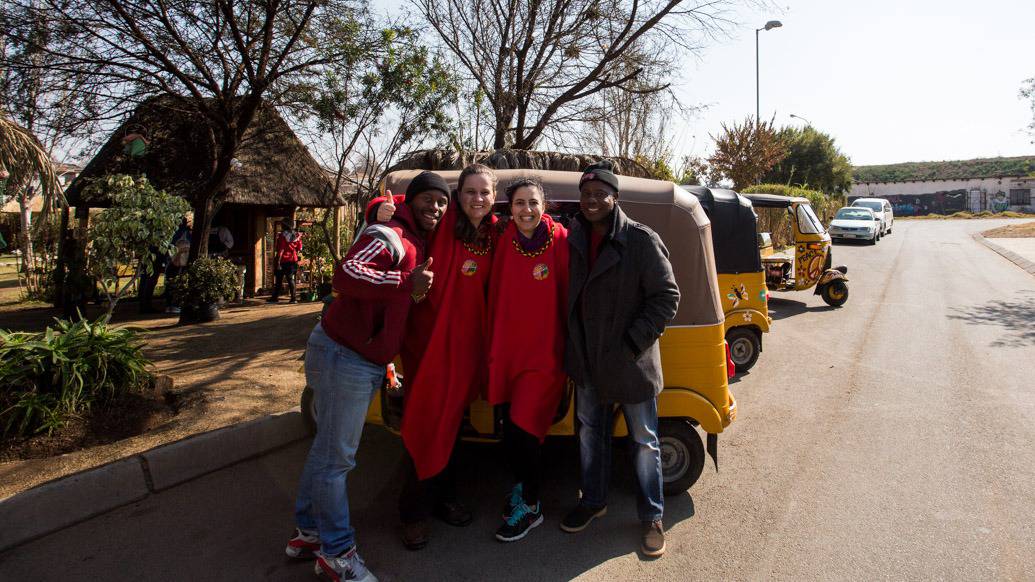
[164,217,191,314]
[269,218,304,303]
[285,171,446,582]
[559,160,679,558]
[208,223,234,258]
[136,244,167,314]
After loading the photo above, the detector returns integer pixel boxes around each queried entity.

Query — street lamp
[755,20,783,122]
[789,113,812,126]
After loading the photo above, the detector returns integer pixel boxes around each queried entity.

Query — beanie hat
[579,160,620,192]
[406,171,450,202]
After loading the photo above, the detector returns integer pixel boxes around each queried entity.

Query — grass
[982,221,1035,238]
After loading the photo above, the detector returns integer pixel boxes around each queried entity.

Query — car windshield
[835,208,873,220]
[854,201,883,212]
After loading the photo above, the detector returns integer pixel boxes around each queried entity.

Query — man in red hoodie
[269,218,304,303]
[286,171,449,582]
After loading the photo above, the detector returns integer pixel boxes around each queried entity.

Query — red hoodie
[320,203,427,366]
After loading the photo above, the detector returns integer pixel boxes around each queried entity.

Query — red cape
[400,200,499,479]
[486,215,569,440]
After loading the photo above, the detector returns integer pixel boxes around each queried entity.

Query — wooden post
[250,208,265,296]
[53,205,72,307]
[332,205,342,259]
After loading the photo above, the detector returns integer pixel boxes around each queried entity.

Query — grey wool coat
[565,206,680,404]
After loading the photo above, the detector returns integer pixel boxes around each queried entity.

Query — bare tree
[2,0,375,261]
[413,0,735,149]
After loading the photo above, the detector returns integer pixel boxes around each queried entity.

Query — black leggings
[398,440,460,524]
[503,411,542,506]
[273,261,297,299]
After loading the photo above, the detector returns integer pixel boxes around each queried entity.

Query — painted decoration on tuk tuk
[726,283,748,308]
[795,247,824,289]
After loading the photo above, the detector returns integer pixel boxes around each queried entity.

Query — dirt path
[983,220,1035,238]
[0,299,321,499]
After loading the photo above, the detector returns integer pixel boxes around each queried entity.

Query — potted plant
[172,257,239,323]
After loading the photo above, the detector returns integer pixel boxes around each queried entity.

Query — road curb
[0,408,309,552]
[973,233,1035,275]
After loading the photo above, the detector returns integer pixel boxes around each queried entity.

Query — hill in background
[853,156,1035,183]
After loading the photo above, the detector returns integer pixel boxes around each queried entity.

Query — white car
[829,206,880,244]
[851,197,894,235]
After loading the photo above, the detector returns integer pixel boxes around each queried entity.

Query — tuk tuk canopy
[685,187,762,275]
[385,169,724,328]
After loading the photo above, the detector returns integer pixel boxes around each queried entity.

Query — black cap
[579,160,620,192]
[406,171,450,202]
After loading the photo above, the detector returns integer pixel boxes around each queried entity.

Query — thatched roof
[391,149,656,178]
[64,96,348,208]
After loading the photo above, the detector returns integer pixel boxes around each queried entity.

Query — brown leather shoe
[401,520,429,551]
[641,520,666,557]
[433,500,473,527]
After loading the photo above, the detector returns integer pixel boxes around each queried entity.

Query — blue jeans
[576,384,663,522]
[294,324,385,555]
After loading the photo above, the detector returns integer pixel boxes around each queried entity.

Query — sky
[668,0,1035,166]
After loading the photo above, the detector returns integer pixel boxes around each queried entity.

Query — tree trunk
[52,205,71,307]
[17,192,35,292]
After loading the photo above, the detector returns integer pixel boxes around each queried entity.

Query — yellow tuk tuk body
[745,193,850,307]
[351,170,734,492]
[686,187,771,373]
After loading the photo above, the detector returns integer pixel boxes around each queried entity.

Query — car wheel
[869,232,878,245]
[725,327,760,373]
[821,280,849,307]
[301,385,317,434]
[659,419,705,495]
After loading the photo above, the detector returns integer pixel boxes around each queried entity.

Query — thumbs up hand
[377,190,397,223]
[411,256,434,300]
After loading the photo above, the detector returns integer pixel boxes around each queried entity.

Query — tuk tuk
[743,193,849,307]
[686,187,771,373]
[303,170,736,494]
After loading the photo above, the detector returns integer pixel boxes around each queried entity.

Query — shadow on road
[768,297,840,321]
[946,290,1035,347]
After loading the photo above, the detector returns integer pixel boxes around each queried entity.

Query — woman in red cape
[487,177,569,543]
[368,165,500,550]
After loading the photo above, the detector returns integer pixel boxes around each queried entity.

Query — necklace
[511,223,554,258]
[462,235,493,256]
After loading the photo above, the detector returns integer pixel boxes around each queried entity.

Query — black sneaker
[641,520,666,557]
[494,502,543,542]
[559,504,607,533]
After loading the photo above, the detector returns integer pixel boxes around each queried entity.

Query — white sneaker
[314,546,377,582]
[285,528,320,558]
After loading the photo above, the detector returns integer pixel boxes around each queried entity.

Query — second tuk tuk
[303,170,736,494]
[744,192,850,307]
[687,187,771,374]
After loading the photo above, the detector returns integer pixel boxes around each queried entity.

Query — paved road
[3,219,1033,581]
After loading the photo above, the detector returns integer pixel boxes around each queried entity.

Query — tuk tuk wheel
[821,280,849,307]
[659,419,705,495]
[301,385,317,434]
[725,328,760,373]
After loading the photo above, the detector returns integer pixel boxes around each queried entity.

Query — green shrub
[741,184,846,248]
[0,317,151,437]
[171,256,239,311]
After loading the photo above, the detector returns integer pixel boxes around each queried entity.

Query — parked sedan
[829,207,879,244]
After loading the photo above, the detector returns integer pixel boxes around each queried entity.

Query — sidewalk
[976,236,1035,276]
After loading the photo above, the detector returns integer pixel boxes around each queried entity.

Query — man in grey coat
[559,161,679,557]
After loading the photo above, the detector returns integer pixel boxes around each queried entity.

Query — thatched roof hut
[64,96,346,208]
[62,96,348,298]
[391,149,656,178]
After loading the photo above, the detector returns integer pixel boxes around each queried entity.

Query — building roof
[64,96,348,208]
[390,148,655,178]
[853,156,1035,183]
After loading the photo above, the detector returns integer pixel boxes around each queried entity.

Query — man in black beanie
[560,160,680,558]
